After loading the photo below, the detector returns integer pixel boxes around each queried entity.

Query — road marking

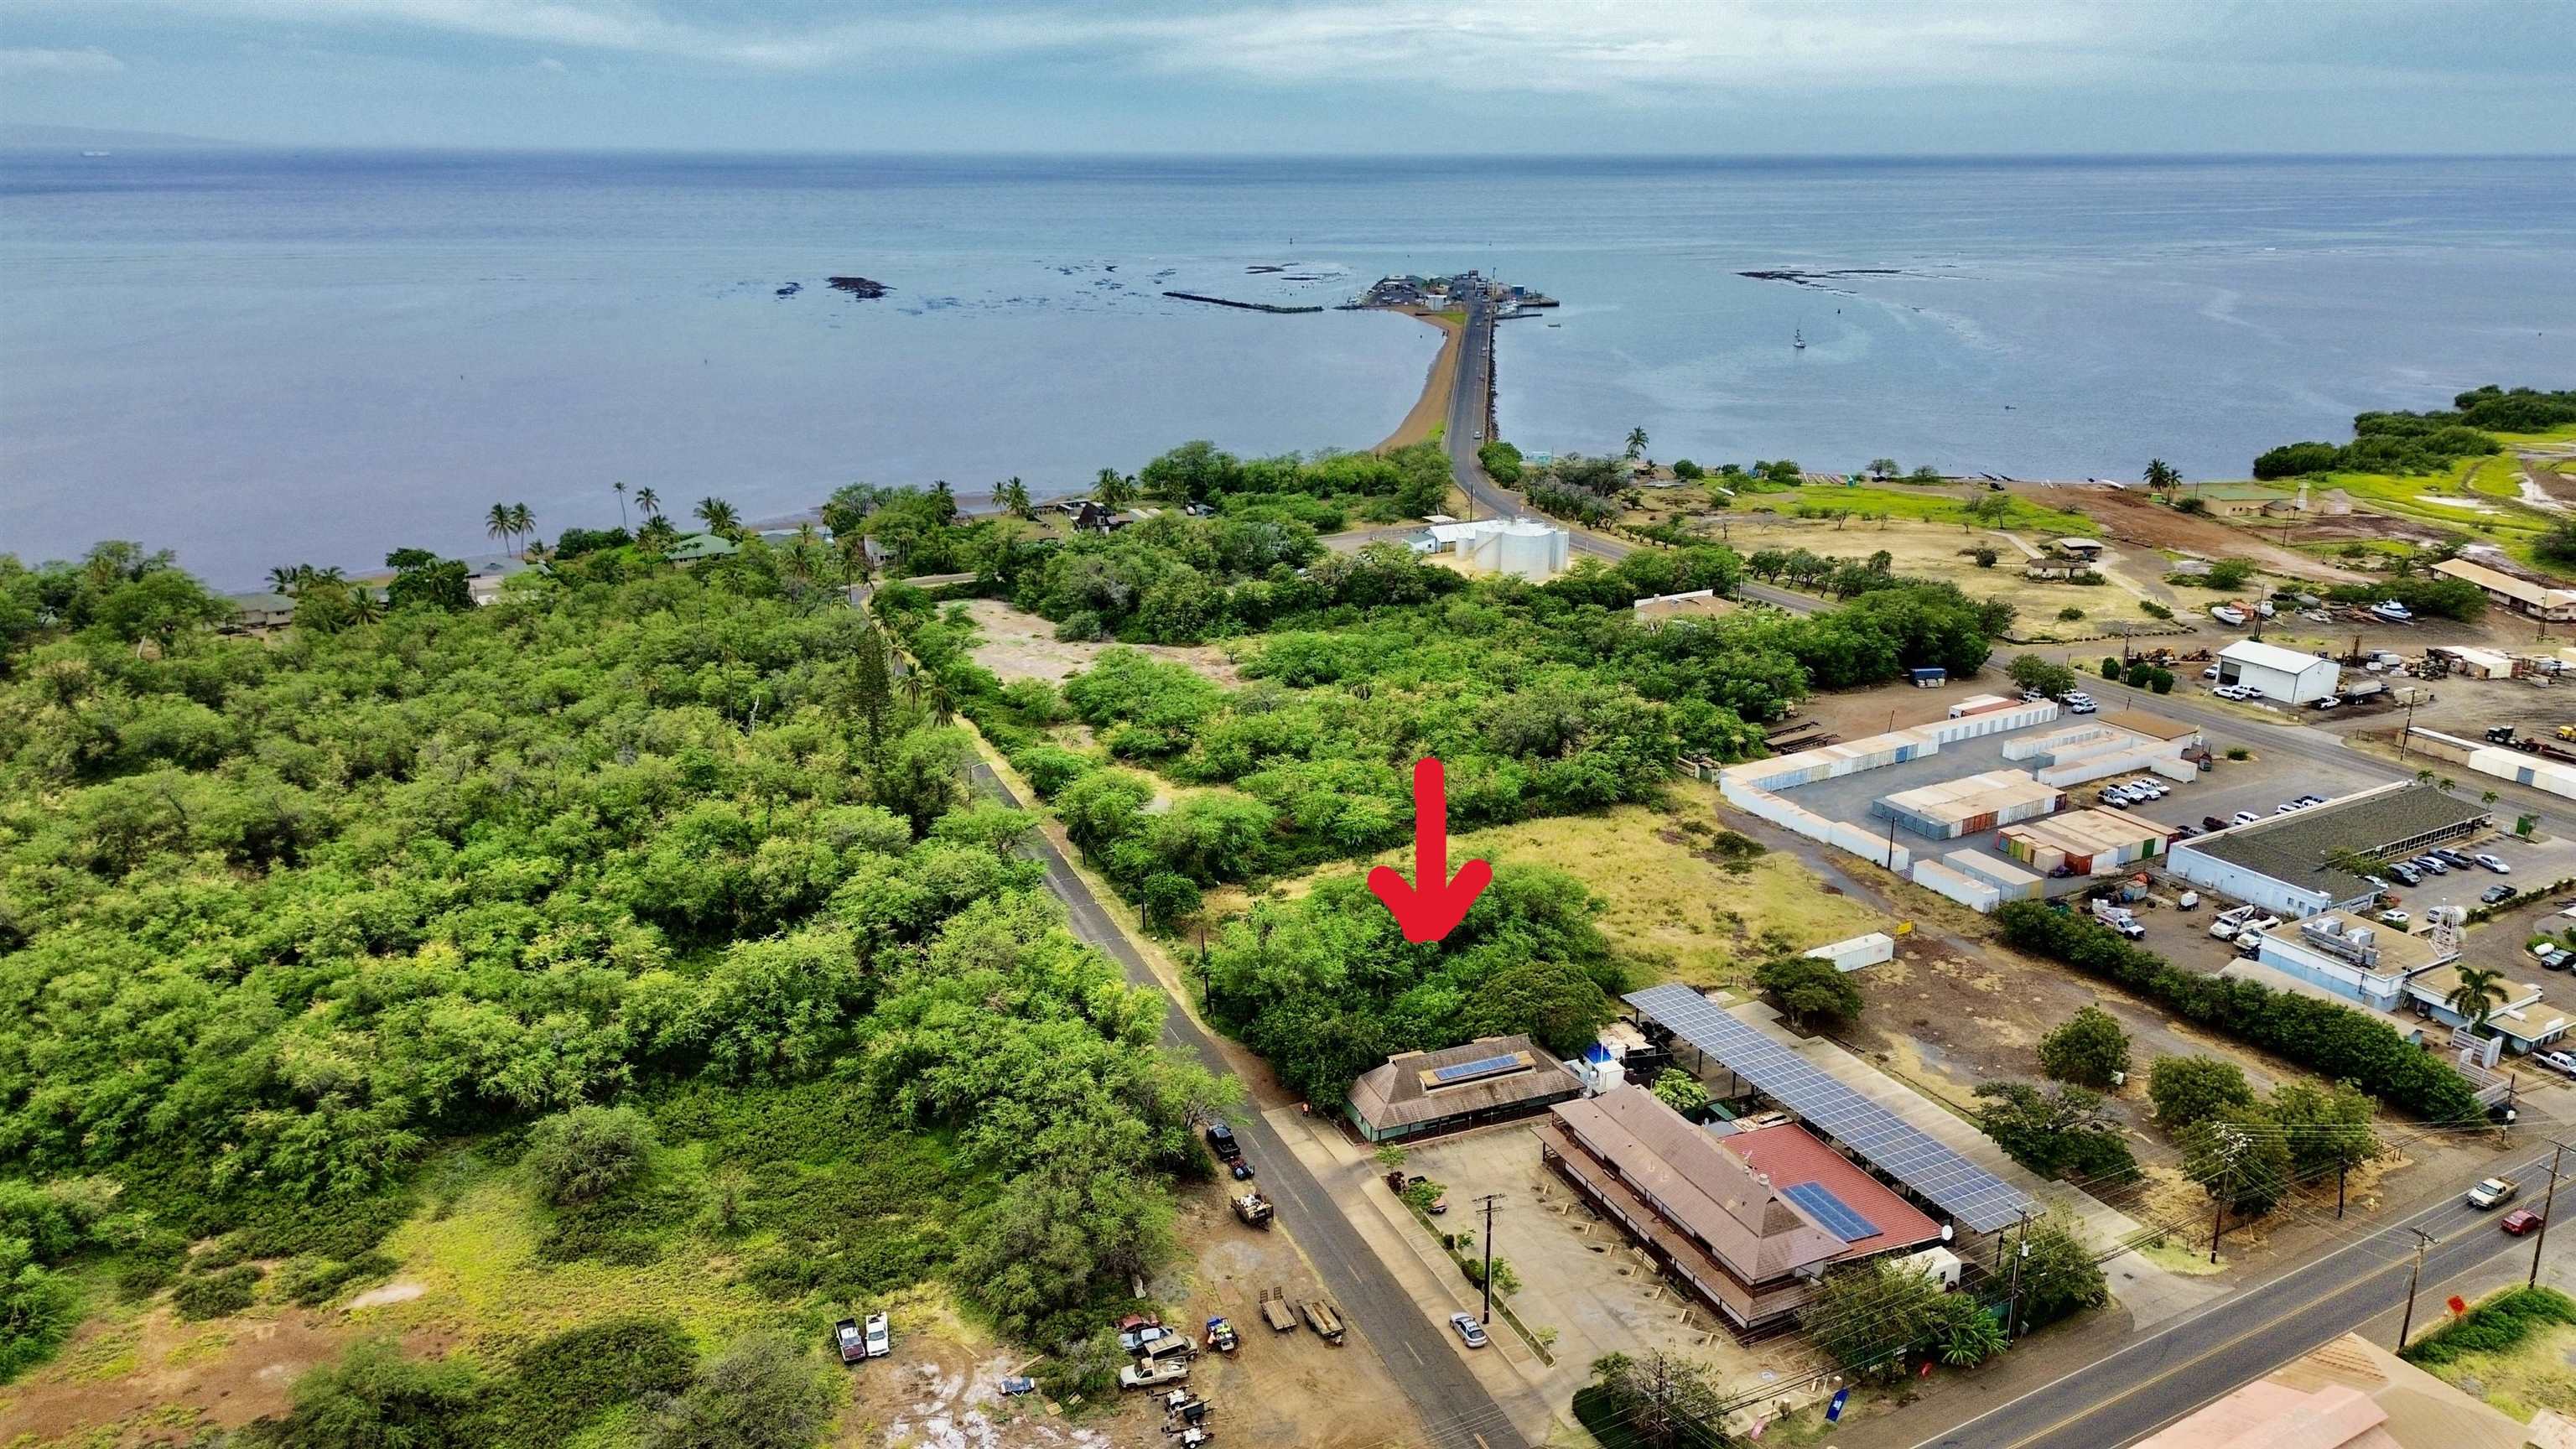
[1407,1341,1425,1365]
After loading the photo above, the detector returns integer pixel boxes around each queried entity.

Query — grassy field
[1735,482,2102,538]
[1319,790,1891,986]
[2287,427,2576,568]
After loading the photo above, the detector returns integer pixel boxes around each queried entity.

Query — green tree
[0,1239,79,1380]
[524,1106,656,1207]
[487,502,515,555]
[1650,1068,1711,1119]
[262,1340,488,1449]
[2205,558,2257,591]
[2037,1006,2131,1088]
[2446,965,2510,1032]
[2144,459,2180,493]
[1587,1348,1723,1449]
[2148,1056,2255,1130]
[2182,1109,2295,1217]
[1093,468,1136,510]
[2013,1211,2110,1329]
[2007,654,2080,700]
[1752,956,1862,1031]
[693,497,741,538]
[1625,426,1649,461]
[2265,1080,2382,1181]
[1928,1294,2006,1365]
[1804,1259,1941,1369]
[639,1333,836,1449]
[1972,1082,2137,1184]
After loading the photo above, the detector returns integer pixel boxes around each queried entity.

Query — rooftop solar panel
[1624,984,2034,1233]
[1781,1182,1880,1243]
[1428,1052,1525,1085]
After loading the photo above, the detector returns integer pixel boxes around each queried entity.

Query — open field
[1319,794,1893,986]
[2416,1318,2576,1421]
[0,1161,1401,1449]
[960,598,1245,687]
[2216,428,2576,572]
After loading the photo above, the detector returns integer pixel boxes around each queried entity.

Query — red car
[2502,1208,2546,1236]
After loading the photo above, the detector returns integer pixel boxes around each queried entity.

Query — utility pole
[2397,1228,2436,1351]
[2532,1141,2565,1289]
[2002,1211,2033,1343]
[1477,1193,1504,1327]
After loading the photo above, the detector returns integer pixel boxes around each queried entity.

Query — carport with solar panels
[1625,983,2034,1236]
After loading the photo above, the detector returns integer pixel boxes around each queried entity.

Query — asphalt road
[1919,1149,2562,1449]
[968,761,1526,1449]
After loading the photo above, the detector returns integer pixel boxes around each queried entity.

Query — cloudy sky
[4,0,2573,153]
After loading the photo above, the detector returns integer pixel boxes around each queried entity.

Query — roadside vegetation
[0,536,1230,1422]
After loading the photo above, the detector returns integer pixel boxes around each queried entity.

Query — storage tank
[1491,520,1566,579]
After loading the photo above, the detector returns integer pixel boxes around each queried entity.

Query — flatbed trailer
[1301,1298,1346,1344]
[1258,1287,1296,1333]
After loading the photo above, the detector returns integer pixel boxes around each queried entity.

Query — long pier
[1162,291,1324,314]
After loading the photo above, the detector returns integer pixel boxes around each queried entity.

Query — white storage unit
[1804,932,1898,973]
[2215,640,2341,704]
[1912,858,2001,911]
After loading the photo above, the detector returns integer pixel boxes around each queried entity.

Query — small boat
[2371,600,2413,621]
[1793,327,1807,351]
[2210,605,2248,626]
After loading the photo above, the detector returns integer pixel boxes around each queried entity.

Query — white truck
[2207,906,2280,942]
[1120,1358,1191,1391]
[2090,900,2146,939]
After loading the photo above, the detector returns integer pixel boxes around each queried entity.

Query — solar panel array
[1781,1182,1881,1243]
[1429,1052,1524,1085]
[1625,984,2033,1233]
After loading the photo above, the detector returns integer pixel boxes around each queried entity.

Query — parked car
[2412,855,2449,875]
[2068,700,2097,714]
[1448,1313,1489,1349]
[2313,697,2341,710]
[2503,1208,2547,1236]
[2482,883,2521,905]
[2433,849,2475,869]
[2477,854,2513,874]
[2542,948,2572,972]
[2203,814,2228,832]
[2389,863,2423,886]
[2377,910,2411,927]
[2201,666,2220,680]
[2295,794,2326,808]
[865,1312,891,1360]
[2062,691,2094,706]
[2533,1049,2576,1078]
[2231,810,2261,826]
[2468,1176,2520,1209]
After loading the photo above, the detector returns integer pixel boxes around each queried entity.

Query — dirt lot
[2024,485,2362,585]
[0,1294,356,1446]
[961,600,1244,688]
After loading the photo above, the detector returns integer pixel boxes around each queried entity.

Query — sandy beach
[1373,308,1462,451]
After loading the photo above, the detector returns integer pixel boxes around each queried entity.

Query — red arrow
[1368,757,1493,943]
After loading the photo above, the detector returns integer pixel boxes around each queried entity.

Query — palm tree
[2483,789,2501,808]
[637,516,679,553]
[2145,459,2181,493]
[1000,476,1035,519]
[1095,469,1136,511]
[613,480,629,530]
[838,532,872,590]
[1624,426,1649,460]
[634,486,662,518]
[2446,966,2510,1033]
[507,504,535,558]
[931,480,956,522]
[927,675,956,727]
[694,496,740,537]
[486,503,514,555]
[901,668,925,712]
[345,586,384,626]
[267,564,309,595]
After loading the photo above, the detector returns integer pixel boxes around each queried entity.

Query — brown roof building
[1343,1036,1578,1143]
[1537,1087,1943,1328]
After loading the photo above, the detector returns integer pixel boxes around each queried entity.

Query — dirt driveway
[961,600,1243,688]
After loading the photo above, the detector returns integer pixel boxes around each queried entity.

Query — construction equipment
[1300,1299,1347,1345]
[1229,1191,1274,1228]
[1258,1288,1296,1333]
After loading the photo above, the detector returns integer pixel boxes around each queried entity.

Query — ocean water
[5,152,2573,588]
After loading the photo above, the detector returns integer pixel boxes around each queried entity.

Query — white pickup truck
[1120,1358,1191,1390]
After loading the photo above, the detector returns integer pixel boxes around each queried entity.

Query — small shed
[1908,667,1947,688]
[1804,932,1897,974]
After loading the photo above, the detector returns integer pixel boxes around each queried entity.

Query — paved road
[969,761,1526,1449]
[1919,1150,2562,1449]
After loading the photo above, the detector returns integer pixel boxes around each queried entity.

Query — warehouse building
[2433,558,2576,622]
[2215,640,2342,705]
[2166,783,2492,919]
[1343,1036,1579,1143]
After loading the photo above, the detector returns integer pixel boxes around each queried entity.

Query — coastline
[1374,308,1463,452]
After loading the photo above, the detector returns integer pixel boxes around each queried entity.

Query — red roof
[1716,1123,1945,1259]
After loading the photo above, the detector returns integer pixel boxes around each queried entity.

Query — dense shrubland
[2251,385,2576,479]
[0,538,1228,1394]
